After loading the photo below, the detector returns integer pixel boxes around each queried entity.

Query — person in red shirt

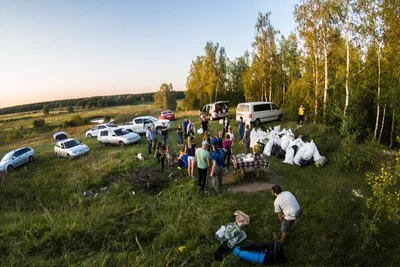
[222,133,233,170]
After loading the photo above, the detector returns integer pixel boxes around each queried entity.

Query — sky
[0,0,299,108]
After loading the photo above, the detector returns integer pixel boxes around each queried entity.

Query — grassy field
[0,104,398,266]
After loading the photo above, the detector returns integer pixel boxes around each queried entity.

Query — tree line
[0,92,185,116]
[185,0,399,146]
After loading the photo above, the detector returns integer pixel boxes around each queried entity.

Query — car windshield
[149,116,158,122]
[64,140,80,148]
[114,128,129,136]
[1,152,14,162]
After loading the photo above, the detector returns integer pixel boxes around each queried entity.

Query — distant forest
[0,91,185,115]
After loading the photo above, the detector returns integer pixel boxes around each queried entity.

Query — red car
[159,110,176,121]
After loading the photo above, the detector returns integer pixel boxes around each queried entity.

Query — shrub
[61,115,89,128]
[67,106,74,113]
[32,118,46,128]
[42,105,50,116]
[6,128,24,142]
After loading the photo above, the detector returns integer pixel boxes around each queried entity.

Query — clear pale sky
[0,0,298,108]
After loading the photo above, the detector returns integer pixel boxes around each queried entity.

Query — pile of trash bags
[249,125,328,168]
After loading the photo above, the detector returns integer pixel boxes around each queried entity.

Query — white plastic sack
[313,143,322,161]
[280,135,291,151]
[294,146,307,165]
[197,128,203,134]
[273,125,281,134]
[278,128,287,135]
[283,147,295,165]
[273,136,282,146]
[287,129,295,139]
[250,129,258,148]
[264,139,274,156]
[302,141,315,160]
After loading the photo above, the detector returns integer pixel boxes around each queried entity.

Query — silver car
[97,127,141,147]
[0,147,35,172]
[53,132,90,159]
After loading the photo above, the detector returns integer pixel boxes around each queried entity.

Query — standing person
[145,126,153,154]
[161,122,168,146]
[217,131,224,149]
[183,118,189,141]
[238,117,245,141]
[195,141,211,193]
[187,124,195,139]
[223,117,230,137]
[222,134,233,170]
[151,123,158,153]
[177,125,184,147]
[240,124,251,154]
[202,130,212,153]
[185,137,197,178]
[210,144,225,193]
[227,126,234,146]
[298,104,305,126]
[155,142,166,171]
[271,185,302,243]
[166,145,173,167]
[201,117,209,137]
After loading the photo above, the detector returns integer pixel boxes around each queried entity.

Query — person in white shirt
[271,185,302,243]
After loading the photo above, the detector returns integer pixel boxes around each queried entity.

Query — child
[155,142,166,170]
[177,125,184,146]
[166,145,173,167]
[178,148,189,169]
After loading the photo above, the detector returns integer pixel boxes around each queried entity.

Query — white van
[236,102,283,126]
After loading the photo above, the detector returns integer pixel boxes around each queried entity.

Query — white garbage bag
[278,128,287,135]
[294,146,307,165]
[273,125,281,134]
[302,141,315,160]
[273,135,281,146]
[264,139,274,156]
[250,129,258,148]
[313,143,322,161]
[280,135,291,151]
[283,147,295,165]
[287,129,295,139]
[197,128,203,134]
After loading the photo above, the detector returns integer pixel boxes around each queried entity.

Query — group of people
[144,114,302,244]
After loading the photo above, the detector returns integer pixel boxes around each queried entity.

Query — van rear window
[237,105,249,112]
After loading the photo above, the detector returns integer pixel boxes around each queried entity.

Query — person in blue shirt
[211,144,225,193]
[238,117,245,141]
[183,118,189,141]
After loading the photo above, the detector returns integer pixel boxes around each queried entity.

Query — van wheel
[209,114,213,121]
[119,141,125,147]
[278,114,283,121]
[87,134,92,138]
[7,165,14,172]
[254,118,261,126]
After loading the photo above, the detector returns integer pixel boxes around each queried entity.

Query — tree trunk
[390,111,395,149]
[378,104,386,143]
[374,43,381,139]
[344,0,350,117]
[323,34,328,123]
[269,78,272,102]
[282,84,285,106]
[314,41,319,123]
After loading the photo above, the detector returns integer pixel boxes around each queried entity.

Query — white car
[53,132,90,159]
[97,127,141,147]
[0,147,35,172]
[85,123,118,138]
[119,116,171,134]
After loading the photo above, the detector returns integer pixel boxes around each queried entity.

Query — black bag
[299,158,314,167]
[271,144,280,156]
[275,149,286,159]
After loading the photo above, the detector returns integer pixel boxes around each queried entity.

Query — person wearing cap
[195,141,211,193]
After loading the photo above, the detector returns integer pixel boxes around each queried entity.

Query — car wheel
[156,127,162,134]
[278,114,283,121]
[28,156,34,162]
[87,133,92,138]
[7,165,14,172]
[209,114,213,121]
[119,141,125,147]
[67,154,71,159]
[254,118,261,126]
[56,153,60,158]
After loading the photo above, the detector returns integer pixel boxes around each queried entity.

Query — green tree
[42,105,50,116]
[67,105,74,113]
[154,83,177,111]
